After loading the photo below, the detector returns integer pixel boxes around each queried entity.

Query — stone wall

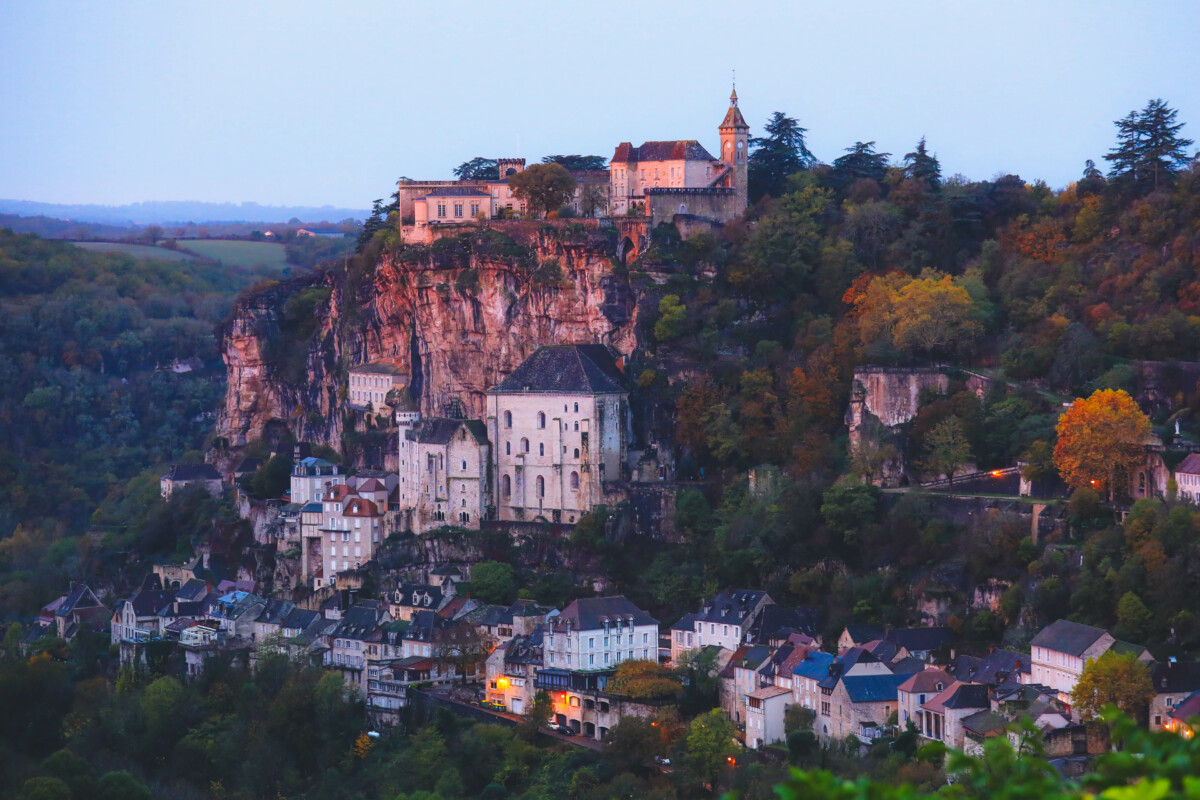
[647,187,739,226]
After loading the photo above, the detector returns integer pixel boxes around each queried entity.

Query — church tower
[719,86,750,211]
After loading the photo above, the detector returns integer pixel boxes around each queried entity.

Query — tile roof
[899,669,952,695]
[961,710,1010,737]
[611,140,718,163]
[490,345,627,395]
[748,685,791,701]
[350,360,407,375]
[343,497,381,517]
[1031,619,1108,656]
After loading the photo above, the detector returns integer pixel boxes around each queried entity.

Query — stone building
[486,344,630,524]
[160,463,223,500]
[610,88,749,223]
[347,360,407,414]
[299,484,387,588]
[543,596,658,672]
[291,456,344,506]
[395,410,491,534]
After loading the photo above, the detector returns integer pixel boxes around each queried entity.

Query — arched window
[679,204,687,214]
[521,438,529,453]
[536,475,545,498]
[570,471,579,490]
[574,421,579,431]
[574,402,579,412]
[461,460,466,470]
[539,442,545,456]
[506,441,511,455]
[504,410,512,428]
[537,412,546,429]
[574,448,580,458]
[502,474,511,498]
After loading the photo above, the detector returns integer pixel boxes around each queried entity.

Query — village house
[823,672,917,743]
[543,596,658,674]
[390,581,455,622]
[327,603,392,693]
[160,463,223,500]
[395,411,491,533]
[486,628,544,714]
[745,685,791,749]
[915,681,991,749]
[41,584,107,642]
[486,345,631,524]
[112,577,177,645]
[720,644,772,724]
[1030,619,1152,705]
[1176,453,1200,502]
[291,454,344,505]
[1150,660,1200,731]
[671,588,773,663]
[897,669,952,733]
[792,650,836,713]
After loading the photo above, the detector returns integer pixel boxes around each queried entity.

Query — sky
[1,0,1198,209]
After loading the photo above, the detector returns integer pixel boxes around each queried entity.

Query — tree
[850,271,982,360]
[606,715,661,775]
[1053,389,1152,499]
[1117,591,1153,642]
[516,690,552,741]
[903,137,942,189]
[95,771,151,800]
[1021,440,1057,484]
[469,561,518,604]
[541,154,607,171]
[820,478,881,545]
[1071,651,1154,722]
[249,452,293,499]
[685,709,740,787]
[654,294,687,342]
[16,777,71,800]
[607,659,682,700]
[748,111,817,202]
[453,157,499,180]
[784,705,816,734]
[832,141,891,186]
[1105,99,1194,193]
[923,417,972,487]
[508,163,577,218]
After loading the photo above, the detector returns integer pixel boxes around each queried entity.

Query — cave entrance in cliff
[262,418,293,451]
[618,236,635,266]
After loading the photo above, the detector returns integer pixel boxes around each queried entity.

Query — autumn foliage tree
[607,659,681,700]
[1053,389,1152,499]
[1071,650,1154,722]
[850,270,982,360]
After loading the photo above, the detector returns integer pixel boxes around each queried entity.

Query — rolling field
[179,239,289,269]
[71,241,197,261]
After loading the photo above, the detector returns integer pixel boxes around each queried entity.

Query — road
[424,686,605,751]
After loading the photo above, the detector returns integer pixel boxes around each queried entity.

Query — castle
[395,89,749,233]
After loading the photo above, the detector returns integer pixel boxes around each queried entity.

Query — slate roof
[424,187,491,197]
[128,588,177,616]
[611,140,718,163]
[944,684,991,709]
[256,599,295,626]
[553,596,656,631]
[793,650,835,681]
[490,345,627,395]
[842,673,912,704]
[1031,619,1108,656]
[732,644,773,671]
[1169,690,1200,721]
[163,463,221,481]
[58,584,101,617]
[950,649,1031,685]
[395,584,444,610]
[961,710,1010,738]
[234,457,262,475]
[752,604,821,642]
[1152,661,1200,694]
[281,608,319,631]
[1177,453,1200,475]
[333,605,384,641]
[863,640,903,664]
[887,626,954,654]
[351,360,407,375]
[430,565,462,577]
[176,579,210,602]
[695,588,769,627]
[410,418,488,445]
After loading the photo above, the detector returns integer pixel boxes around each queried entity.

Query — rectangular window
[453,203,463,217]
[437,203,446,217]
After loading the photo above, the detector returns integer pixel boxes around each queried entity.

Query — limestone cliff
[217,223,640,462]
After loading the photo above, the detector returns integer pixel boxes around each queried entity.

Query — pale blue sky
[1,1,1197,208]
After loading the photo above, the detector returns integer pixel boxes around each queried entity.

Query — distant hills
[0,199,370,226]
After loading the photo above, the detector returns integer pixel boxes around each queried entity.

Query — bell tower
[719,85,750,211]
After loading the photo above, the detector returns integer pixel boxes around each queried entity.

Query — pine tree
[903,137,941,189]
[1104,99,1194,193]
[832,141,891,186]
[747,112,817,202]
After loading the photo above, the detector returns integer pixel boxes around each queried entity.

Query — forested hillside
[0,232,291,612]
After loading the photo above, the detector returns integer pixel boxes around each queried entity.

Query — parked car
[559,726,576,736]
[654,756,671,766]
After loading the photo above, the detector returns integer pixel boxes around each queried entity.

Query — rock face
[217,224,640,461]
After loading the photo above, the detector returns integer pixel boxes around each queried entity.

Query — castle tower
[719,86,750,211]
[395,392,421,531]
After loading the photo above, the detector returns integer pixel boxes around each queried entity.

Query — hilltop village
[8,87,1200,798]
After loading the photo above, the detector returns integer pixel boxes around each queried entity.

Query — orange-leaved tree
[1053,388,1151,499]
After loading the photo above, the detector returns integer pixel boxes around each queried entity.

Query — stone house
[486,345,630,525]
[792,650,835,714]
[290,456,344,506]
[486,628,544,715]
[328,604,392,693]
[746,685,791,749]
[543,596,658,673]
[1030,619,1152,706]
[347,360,407,414]
[390,582,453,622]
[300,484,387,588]
[822,673,915,743]
[44,584,107,641]
[112,579,177,645]
[160,463,222,500]
[670,588,773,663]
[395,415,490,533]
[1176,453,1200,502]
[916,681,990,749]
[1150,660,1200,731]
[720,644,772,724]
[534,666,665,741]
[897,669,953,733]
